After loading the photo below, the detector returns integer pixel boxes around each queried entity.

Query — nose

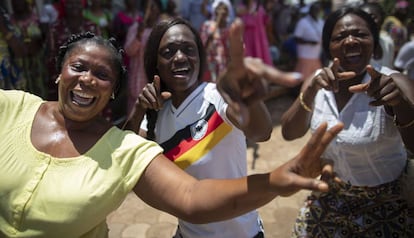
[173,49,187,62]
[79,72,96,86]
[344,34,357,44]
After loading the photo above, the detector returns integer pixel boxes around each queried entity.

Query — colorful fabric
[83,9,113,38]
[124,22,151,115]
[0,35,26,90]
[112,11,141,46]
[0,90,163,237]
[238,3,272,65]
[292,178,414,237]
[200,20,230,82]
[11,9,47,98]
[161,103,232,169]
[382,16,408,56]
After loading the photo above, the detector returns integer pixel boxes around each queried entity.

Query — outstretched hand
[270,122,344,196]
[349,65,414,107]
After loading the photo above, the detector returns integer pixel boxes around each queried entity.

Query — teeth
[173,68,189,73]
[72,91,95,106]
[345,52,360,57]
[73,91,94,98]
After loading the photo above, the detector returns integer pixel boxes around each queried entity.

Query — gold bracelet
[394,115,414,129]
[299,92,313,112]
[5,32,13,41]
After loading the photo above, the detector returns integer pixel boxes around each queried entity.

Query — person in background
[293,1,324,84]
[394,39,414,81]
[112,0,141,49]
[199,0,233,82]
[0,6,26,90]
[0,24,343,237]
[382,0,409,58]
[109,0,142,124]
[179,0,211,32]
[282,7,414,237]
[236,0,272,66]
[46,0,100,101]
[10,0,48,99]
[361,2,395,68]
[124,0,176,119]
[38,0,59,35]
[83,0,113,39]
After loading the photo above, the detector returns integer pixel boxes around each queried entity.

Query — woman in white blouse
[282,6,414,238]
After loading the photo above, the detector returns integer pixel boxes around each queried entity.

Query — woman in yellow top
[0,20,343,237]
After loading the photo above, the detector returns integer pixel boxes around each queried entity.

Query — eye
[160,47,175,59]
[183,44,197,56]
[356,31,370,39]
[332,34,346,42]
[95,70,110,81]
[71,63,86,72]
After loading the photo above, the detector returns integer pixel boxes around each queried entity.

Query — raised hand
[270,122,344,196]
[136,75,171,111]
[217,18,284,126]
[309,58,355,92]
[349,65,414,107]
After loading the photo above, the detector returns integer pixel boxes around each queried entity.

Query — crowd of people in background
[1,0,413,126]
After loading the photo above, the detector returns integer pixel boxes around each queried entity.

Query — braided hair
[55,31,128,97]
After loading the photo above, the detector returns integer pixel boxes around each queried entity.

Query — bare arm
[134,122,343,223]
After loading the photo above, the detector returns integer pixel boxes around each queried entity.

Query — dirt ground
[107,91,313,238]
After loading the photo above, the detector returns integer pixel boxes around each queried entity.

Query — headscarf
[211,0,234,24]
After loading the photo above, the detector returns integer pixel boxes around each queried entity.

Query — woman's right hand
[307,58,356,93]
[136,75,171,111]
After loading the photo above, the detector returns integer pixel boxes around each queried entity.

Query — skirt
[292,178,414,238]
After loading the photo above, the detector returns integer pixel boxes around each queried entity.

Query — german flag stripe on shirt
[160,104,232,169]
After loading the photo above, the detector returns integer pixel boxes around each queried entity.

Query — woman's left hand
[349,65,414,107]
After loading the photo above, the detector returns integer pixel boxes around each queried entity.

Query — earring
[111,92,115,99]
[55,75,61,84]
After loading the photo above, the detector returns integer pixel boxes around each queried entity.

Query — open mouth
[344,51,362,65]
[71,90,96,107]
[172,67,190,77]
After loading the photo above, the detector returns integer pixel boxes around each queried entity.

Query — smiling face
[57,42,118,122]
[157,24,201,102]
[329,13,374,75]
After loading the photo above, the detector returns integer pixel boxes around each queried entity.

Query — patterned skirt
[292,178,414,238]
